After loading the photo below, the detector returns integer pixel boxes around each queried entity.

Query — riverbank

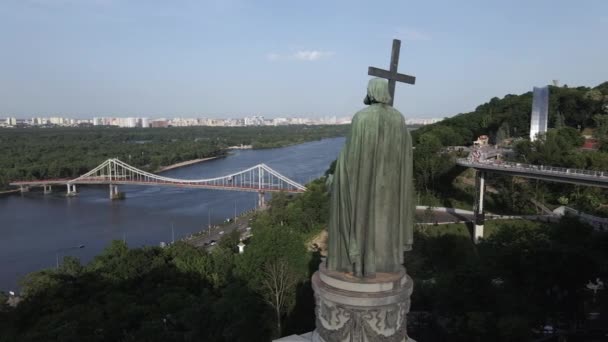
[157,156,220,172]
[0,189,19,197]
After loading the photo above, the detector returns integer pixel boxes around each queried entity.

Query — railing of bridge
[456,158,608,179]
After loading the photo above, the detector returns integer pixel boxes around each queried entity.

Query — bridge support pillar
[66,184,77,197]
[43,185,52,194]
[109,185,124,200]
[473,170,486,243]
[19,185,29,193]
[257,191,266,209]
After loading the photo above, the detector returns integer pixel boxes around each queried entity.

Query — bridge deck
[9,158,307,194]
[457,158,608,188]
[9,179,305,193]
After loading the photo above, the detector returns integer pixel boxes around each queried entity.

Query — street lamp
[208,208,211,235]
[171,222,175,244]
[56,244,85,269]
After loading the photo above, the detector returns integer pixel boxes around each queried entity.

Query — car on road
[219,231,224,235]
[209,240,217,246]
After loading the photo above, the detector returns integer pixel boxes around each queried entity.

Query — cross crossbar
[367,39,416,106]
[367,67,416,85]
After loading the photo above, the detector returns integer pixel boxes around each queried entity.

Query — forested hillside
[413,82,608,146]
[410,82,608,217]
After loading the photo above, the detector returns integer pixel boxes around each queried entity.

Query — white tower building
[530,86,549,141]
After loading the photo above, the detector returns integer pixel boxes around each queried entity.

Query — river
[0,137,345,291]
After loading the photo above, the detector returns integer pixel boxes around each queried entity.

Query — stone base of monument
[310,263,414,342]
[273,263,416,342]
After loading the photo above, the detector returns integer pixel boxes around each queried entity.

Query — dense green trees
[0,125,347,189]
[251,179,329,237]
[407,218,608,341]
[236,226,309,336]
[1,242,275,341]
[413,134,454,192]
[514,127,585,166]
[1,240,267,341]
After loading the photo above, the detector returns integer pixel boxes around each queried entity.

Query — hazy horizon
[1,0,607,119]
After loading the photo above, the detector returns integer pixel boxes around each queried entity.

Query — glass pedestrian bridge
[457,158,608,188]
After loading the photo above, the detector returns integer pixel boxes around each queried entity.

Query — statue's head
[363,78,392,105]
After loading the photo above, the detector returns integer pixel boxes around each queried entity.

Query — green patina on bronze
[328,78,414,277]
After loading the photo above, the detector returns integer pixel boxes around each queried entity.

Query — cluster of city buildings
[1,117,93,127]
[94,115,355,128]
[2,115,442,128]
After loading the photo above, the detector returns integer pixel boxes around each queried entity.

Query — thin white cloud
[292,50,334,61]
[266,49,334,62]
[395,28,432,41]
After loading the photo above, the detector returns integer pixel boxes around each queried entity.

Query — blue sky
[1,0,606,118]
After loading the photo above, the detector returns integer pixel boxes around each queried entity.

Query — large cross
[368,39,416,106]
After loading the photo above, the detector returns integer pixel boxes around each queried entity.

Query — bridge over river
[10,158,307,208]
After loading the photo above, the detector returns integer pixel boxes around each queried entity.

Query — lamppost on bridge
[56,244,85,269]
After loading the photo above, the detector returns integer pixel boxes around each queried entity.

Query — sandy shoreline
[157,156,220,172]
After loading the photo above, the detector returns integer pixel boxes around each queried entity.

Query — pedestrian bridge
[10,158,307,205]
[456,155,608,243]
[456,158,608,188]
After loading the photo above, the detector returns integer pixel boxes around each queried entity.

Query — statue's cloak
[327,78,414,276]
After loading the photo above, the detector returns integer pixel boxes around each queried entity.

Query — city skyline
[1,114,442,128]
[1,0,607,118]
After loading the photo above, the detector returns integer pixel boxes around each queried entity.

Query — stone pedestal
[311,263,414,342]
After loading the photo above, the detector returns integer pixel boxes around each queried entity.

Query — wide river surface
[0,137,345,291]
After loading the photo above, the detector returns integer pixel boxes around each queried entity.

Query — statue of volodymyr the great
[327,78,414,278]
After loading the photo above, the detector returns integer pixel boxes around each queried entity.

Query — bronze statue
[327,78,414,277]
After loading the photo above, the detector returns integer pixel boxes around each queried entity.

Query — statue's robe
[327,81,414,277]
